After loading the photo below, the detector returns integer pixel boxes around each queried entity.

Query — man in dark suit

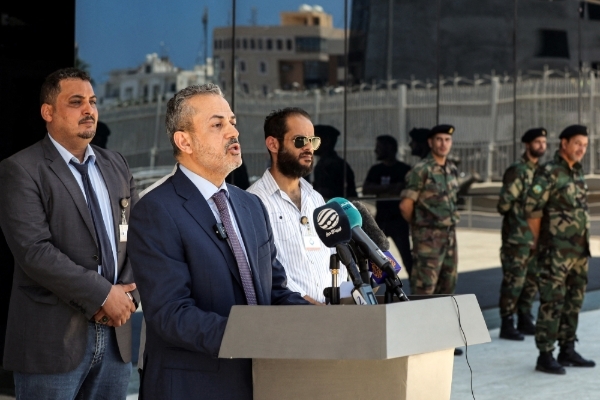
[0,68,139,399]
[128,83,309,400]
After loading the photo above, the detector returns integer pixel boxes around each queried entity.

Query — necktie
[70,159,115,284]
[212,189,257,305]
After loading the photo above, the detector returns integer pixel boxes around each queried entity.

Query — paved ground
[452,309,600,400]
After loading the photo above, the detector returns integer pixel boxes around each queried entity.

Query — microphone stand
[325,254,340,305]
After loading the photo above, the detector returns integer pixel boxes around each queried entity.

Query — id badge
[303,232,321,251]
[119,224,128,242]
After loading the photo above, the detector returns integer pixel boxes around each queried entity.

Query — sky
[76,0,349,85]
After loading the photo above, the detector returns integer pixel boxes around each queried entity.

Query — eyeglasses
[291,136,321,150]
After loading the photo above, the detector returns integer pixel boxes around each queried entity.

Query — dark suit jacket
[0,134,139,373]
[128,167,308,400]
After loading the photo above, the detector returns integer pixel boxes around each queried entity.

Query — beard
[77,116,96,139]
[529,147,546,158]
[276,146,313,179]
[78,130,96,140]
[192,136,242,177]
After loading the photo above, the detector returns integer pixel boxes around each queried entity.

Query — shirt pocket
[269,212,293,241]
[556,182,577,208]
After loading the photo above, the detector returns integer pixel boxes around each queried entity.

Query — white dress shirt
[247,169,347,303]
[49,133,118,283]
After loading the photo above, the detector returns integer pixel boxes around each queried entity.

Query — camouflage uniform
[524,151,590,353]
[401,152,460,294]
[497,155,539,318]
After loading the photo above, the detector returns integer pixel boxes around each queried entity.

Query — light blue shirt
[179,164,250,266]
[48,134,118,283]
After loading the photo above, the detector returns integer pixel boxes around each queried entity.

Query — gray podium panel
[219,294,490,360]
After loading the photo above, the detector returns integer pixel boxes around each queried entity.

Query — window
[214,39,219,50]
[286,39,293,51]
[277,39,283,50]
[588,3,600,20]
[221,81,226,91]
[145,65,152,73]
[240,60,246,72]
[295,37,325,53]
[266,39,273,50]
[170,83,176,92]
[250,39,255,49]
[259,61,267,74]
[258,39,263,50]
[242,83,249,94]
[236,39,240,49]
[243,39,248,49]
[220,59,226,70]
[262,85,269,96]
[537,30,569,58]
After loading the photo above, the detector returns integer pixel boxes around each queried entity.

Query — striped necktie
[212,189,257,305]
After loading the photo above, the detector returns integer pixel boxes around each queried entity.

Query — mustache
[299,151,313,158]
[79,116,95,124]
[226,138,240,147]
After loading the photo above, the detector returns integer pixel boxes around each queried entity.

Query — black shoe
[517,313,536,335]
[499,315,524,341]
[557,341,596,367]
[454,348,463,356]
[536,351,566,375]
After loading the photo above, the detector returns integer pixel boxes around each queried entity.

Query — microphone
[351,200,389,250]
[313,202,378,305]
[351,201,402,283]
[327,198,409,302]
[368,251,402,285]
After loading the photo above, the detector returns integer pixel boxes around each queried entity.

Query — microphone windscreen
[351,201,390,251]
[313,202,352,248]
[327,197,362,229]
[368,251,402,284]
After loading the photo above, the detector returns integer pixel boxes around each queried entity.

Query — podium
[219,294,490,400]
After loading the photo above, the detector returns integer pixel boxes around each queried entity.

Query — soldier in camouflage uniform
[497,128,547,341]
[524,124,596,375]
[400,124,460,296]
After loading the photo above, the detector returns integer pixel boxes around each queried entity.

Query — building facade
[213,5,345,95]
[98,53,213,106]
[350,0,600,84]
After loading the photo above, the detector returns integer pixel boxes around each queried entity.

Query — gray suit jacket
[0,134,139,373]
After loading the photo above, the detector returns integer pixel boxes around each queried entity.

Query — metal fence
[100,70,600,185]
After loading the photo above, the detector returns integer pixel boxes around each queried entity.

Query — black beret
[313,124,340,138]
[559,124,588,140]
[429,124,455,138]
[409,128,430,143]
[521,128,547,143]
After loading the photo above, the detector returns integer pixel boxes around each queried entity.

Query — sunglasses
[291,136,321,150]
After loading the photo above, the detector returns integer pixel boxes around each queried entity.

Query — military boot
[557,341,596,367]
[517,312,536,335]
[535,351,566,375]
[499,315,524,341]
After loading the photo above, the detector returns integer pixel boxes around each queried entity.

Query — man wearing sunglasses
[248,108,348,305]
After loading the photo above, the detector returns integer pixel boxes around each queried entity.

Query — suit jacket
[128,167,308,400]
[0,134,139,373]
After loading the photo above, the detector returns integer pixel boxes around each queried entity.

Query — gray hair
[165,83,223,157]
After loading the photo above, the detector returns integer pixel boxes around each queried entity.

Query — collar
[48,133,96,165]
[425,151,446,168]
[259,168,313,197]
[179,164,229,201]
[521,153,537,168]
